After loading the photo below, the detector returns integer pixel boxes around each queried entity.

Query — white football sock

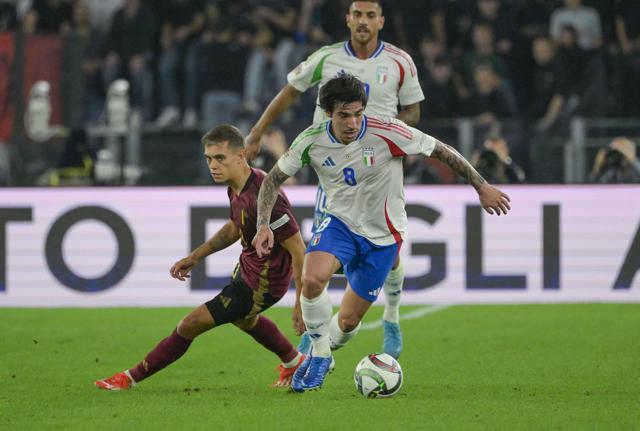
[283,352,303,368]
[383,261,404,324]
[329,312,360,350]
[124,369,137,385]
[301,288,332,357]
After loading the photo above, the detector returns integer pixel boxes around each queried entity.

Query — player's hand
[292,303,305,336]
[170,256,198,281]
[252,224,274,257]
[244,129,262,161]
[478,184,511,216]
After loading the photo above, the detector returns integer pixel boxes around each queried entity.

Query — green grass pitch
[2,304,639,430]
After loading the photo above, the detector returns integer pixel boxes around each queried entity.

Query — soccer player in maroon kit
[95,124,307,390]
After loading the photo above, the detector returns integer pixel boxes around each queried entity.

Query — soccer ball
[353,353,403,398]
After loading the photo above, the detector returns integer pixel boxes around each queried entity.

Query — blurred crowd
[1,0,639,185]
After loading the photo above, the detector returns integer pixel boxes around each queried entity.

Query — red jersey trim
[367,117,413,138]
[384,199,403,244]
[392,58,405,90]
[372,132,406,157]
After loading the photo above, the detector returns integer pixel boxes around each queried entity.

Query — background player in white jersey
[252,75,511,392]
[245,0,423,359]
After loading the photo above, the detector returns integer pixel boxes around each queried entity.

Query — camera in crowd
[602,148,625,169]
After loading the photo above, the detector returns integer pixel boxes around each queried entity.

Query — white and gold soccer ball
[354,353,403,398]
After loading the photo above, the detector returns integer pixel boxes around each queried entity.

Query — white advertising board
[0,185,638,306]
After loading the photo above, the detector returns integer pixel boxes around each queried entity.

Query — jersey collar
[344,40,385,59]
[326,116,368,144]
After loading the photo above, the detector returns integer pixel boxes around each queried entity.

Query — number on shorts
[316,216,331,233]
[343,168,357,186]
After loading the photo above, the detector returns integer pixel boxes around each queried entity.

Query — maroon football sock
[128,328,192,383]
[246,316,297,363]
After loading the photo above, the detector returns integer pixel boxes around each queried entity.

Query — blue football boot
[291,353,312,393]
[382,320,403,359]
[300,354,333,391]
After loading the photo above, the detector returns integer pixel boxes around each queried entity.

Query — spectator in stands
[550,0,602,51]
[199,17,254,132]
[455,22,509,100]
[614,0,640,116]
[472,135,525,184]
[465,62,517,128]
[154,0,205,128]
[67,0,104,124]
[590,137,640,183]
[0,1,17,31]
[527,36,566,133]
[555,24,606,118]
[243,0,300,115]
[103,0,155,125]
[29,0,73,34]
[251,127,296,185]
[473,0,515,58]
[419,53,459,120]
[391,0,446,52]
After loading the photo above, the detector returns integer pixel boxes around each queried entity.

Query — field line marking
[361,304,453,331]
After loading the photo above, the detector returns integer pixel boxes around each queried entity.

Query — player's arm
[170,220,241,281]
[279,231,306,335]
[252,165,291,256]
[244,84,302,160]
[396,103,421,127]
[430,140,511,216]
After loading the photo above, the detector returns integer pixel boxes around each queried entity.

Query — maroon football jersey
[228,168,300,298]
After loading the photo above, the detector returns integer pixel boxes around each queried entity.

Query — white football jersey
[278,115,436,246]
[287,41,424,123]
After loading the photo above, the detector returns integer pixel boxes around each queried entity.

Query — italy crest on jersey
[376,66,388,84]
[363,146,375,167]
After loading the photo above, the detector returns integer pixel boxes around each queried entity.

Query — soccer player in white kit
[245,0,423,359]
[252,75,511,392]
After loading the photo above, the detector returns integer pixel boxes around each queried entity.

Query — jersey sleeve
[396,53,425,106]
[287,46,335,92]
[373,117,436,157]
[271,191,300,244]
[277,129,314,176]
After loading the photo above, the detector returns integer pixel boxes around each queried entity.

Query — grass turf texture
[2,304,639,430]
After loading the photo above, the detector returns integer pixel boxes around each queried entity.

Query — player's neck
[227,164,252,194]
[349,38,380,60]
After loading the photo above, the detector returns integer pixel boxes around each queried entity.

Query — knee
[233,316,258,332]
[302,272,328,298]
[177,314,205,339]
[339,314,361,333]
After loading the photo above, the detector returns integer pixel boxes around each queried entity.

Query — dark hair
[201,124,244,150]
[318,74,368,114]
[349,0,382,12]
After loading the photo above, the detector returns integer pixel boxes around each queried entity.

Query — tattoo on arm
[257,164,290,227]
[431,140,487,190]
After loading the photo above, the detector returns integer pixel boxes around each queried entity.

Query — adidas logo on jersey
[322,156,336,167]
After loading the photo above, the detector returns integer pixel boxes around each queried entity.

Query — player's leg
[229,284,305,387]
[329,284,373,350]
[296,184,328,355]
[293,250,341,391]
[332,239,400,353]
[382,255,404,358]
[95,305,215,390]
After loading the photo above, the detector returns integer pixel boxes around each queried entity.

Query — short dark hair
[318,74,368,114]
[349,0,382,12]
[201,124,244,150]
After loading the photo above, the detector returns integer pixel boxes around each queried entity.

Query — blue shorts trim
[307,215,399,302]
